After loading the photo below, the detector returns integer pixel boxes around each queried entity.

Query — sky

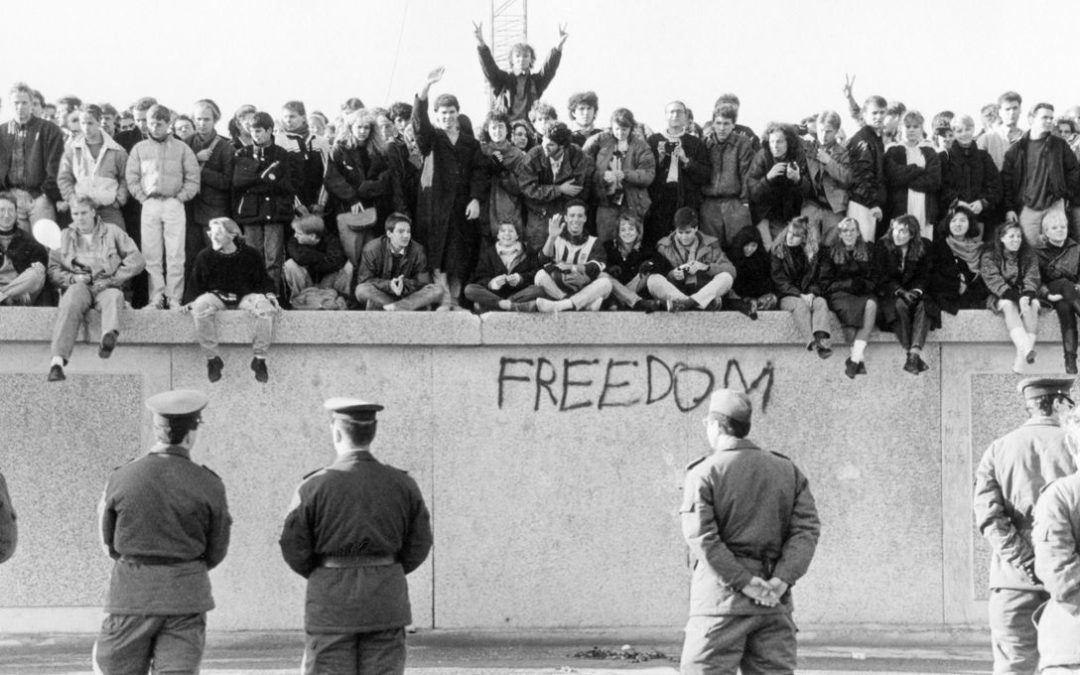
[2,0,1078,137]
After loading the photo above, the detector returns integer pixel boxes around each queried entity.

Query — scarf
[662,129,684,183]
[495,241,523,270]
[671,232,699,266]
[946,236,982,275]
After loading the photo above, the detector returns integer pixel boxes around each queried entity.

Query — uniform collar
[713,436,760,452]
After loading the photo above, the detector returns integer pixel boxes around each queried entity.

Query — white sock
[1009,327,1028,352]
[851,340,867,362]
[50,356,64,367]
[1027,332,1037,351]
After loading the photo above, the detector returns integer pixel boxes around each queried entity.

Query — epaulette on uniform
[112,457,138,471]
[686,456,707,471]
[200,465,222,479]
[302,467,325,480]
[769,450,791,461]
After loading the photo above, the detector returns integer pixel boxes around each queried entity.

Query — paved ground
[0,631,993,674]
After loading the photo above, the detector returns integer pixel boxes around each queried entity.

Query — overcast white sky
[2,0,1077,136]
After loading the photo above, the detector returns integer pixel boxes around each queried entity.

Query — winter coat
[519,143,593,223]
[479,140,526,233]
[0,226,47,274]
[601,239,669,286]
[356,235,433,294]
[729,226,773,298]
[802,139,851,213]
[125,135,200,203]
[585,131,654,217]
[941,142,1001,215]
[186,133,235,225]
[746,144,810,225]
[1033,472,1080,669]
[646,132,710,213]
[846,125,887,209]
[884,145,942,224]
[285,232,348,284]
[701,130,753,201]
[818,244,875,298]
[1037,238,1080,297]
[1002,132,1080,213]
[770,242,821,297]
[477,44,562,123]
[469,244,539,297]
[47,219,144,289]
[981,247,1040,301]
[927,236,988,314]
[655,230,735,294]
[0,116,65,202]
[412,96,488,277]
[58,132,130,209]
[324,142,392,231]
[232,142,296,227]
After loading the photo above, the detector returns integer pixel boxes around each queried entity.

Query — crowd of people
[4,25,1080,382]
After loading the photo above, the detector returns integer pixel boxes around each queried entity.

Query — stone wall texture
[0,307,1061,633]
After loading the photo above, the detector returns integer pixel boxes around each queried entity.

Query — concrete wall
[0,307,1058,633]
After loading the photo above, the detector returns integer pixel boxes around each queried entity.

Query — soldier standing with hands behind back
[974,377,1076,675]
[280,398,432,675]
[679,389,820,675]
[93,389,231,675]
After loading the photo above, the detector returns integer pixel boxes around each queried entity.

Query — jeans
[0,264,46,304]
[243,222,285,294]
[355,282,443,310]
[51,284,124,360]
[141,196,187,304]
[190,292,275,357]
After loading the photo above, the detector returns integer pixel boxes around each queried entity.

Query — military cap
[324,397,384,423]
[1017,377,1076,400]
[708,388,752,423]
[146,389,209,427]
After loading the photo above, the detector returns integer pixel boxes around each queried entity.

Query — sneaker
[251,357,269,383]
[916,355,930,373]
[535,297,558,313]
[47,364,65,382]
[857,361,868,375]
[732,298,758,320]
[635,299,664,313]
[98,330,118,359]
[142,296,168,310]
[844,358,859,380]
[903,353,920,375]
[1067,354,1078,375]
[511,301,537,313]
[207,356,224,383]
[1026,348,1037,365]
[816,343,833,360]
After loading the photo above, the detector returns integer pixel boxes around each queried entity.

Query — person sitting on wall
[0,191,47,306]
[532,199,612,312]
[183,217,280,383]
[463,221,542,312]
[601,213,669,312]
[46,195,145,382]
[726,225,778,320]
[649,206,736,311]
[354,212,444,311]
[282,214,352,305]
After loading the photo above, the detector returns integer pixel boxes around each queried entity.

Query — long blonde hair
[336,108,387,155]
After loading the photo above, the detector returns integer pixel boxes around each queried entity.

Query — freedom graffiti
[496,355,774,413]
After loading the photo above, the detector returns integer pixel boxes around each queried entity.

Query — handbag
[337,205,378,231]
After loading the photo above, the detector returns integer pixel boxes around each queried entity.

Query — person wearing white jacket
[57,104,129,228]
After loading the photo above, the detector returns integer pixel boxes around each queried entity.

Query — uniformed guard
[279,398,432,675]
[679,388,820,675]
[93,389,232,675]
[0,469,16,564]
[975,376,1077,675]
[1033,396,1080,674]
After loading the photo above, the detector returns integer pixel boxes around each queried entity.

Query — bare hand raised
[548,214,565,239]
[426,66,446,86]
[472,21,484,45]
[557,22,569,45]
[843,73,856,98]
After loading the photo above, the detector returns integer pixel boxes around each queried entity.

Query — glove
[1001,288,1021,304]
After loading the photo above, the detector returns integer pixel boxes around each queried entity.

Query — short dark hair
[998,91,1022,107]
[567,91,598,116]
[385,211,412,232]
[484,110,510,131]
[433,94,459,111]
[130,96,158,113]
[565,198,587,214]
[341,97,365,113]
[282,100,306,116]
[714,93,741,108]
[250,111,274,131]
[389,101,413,122]
[146,104,171,123]
[0,190,17,208]
[541,120,573,146]
[610,107,636,130]
[1027,393,1070,418]
[713,103,739,123]
[339,419,377,446]
[99,103,118,117]
[57,95,82,111]
[708,412,751,438]
[1032,102,1055,117]
[864,95,887,110]
[508,42,535,63]
[80,104,103,122]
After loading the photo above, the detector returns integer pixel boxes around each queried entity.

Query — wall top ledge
[0,307,1052,346]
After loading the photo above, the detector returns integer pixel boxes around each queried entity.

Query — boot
[1067,352,1078,375]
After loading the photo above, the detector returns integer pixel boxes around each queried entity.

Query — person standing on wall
[679,389,820,674]
[280,398,432,675]
[93,389,232,674]
[974,377,1077,675]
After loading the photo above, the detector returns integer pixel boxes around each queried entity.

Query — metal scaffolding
[490,0,528,69]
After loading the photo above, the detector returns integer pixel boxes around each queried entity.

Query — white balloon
[32,219,62,250]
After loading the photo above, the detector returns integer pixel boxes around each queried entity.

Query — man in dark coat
[280,398,433,675]
[412,67,488,310]
[0,82,64,232]
[646,101,710,248]
[974,377,1077,675]
[680,388,820,674]
[93,389,232,674]
[474,21,567,125]
[846,95,888,241]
